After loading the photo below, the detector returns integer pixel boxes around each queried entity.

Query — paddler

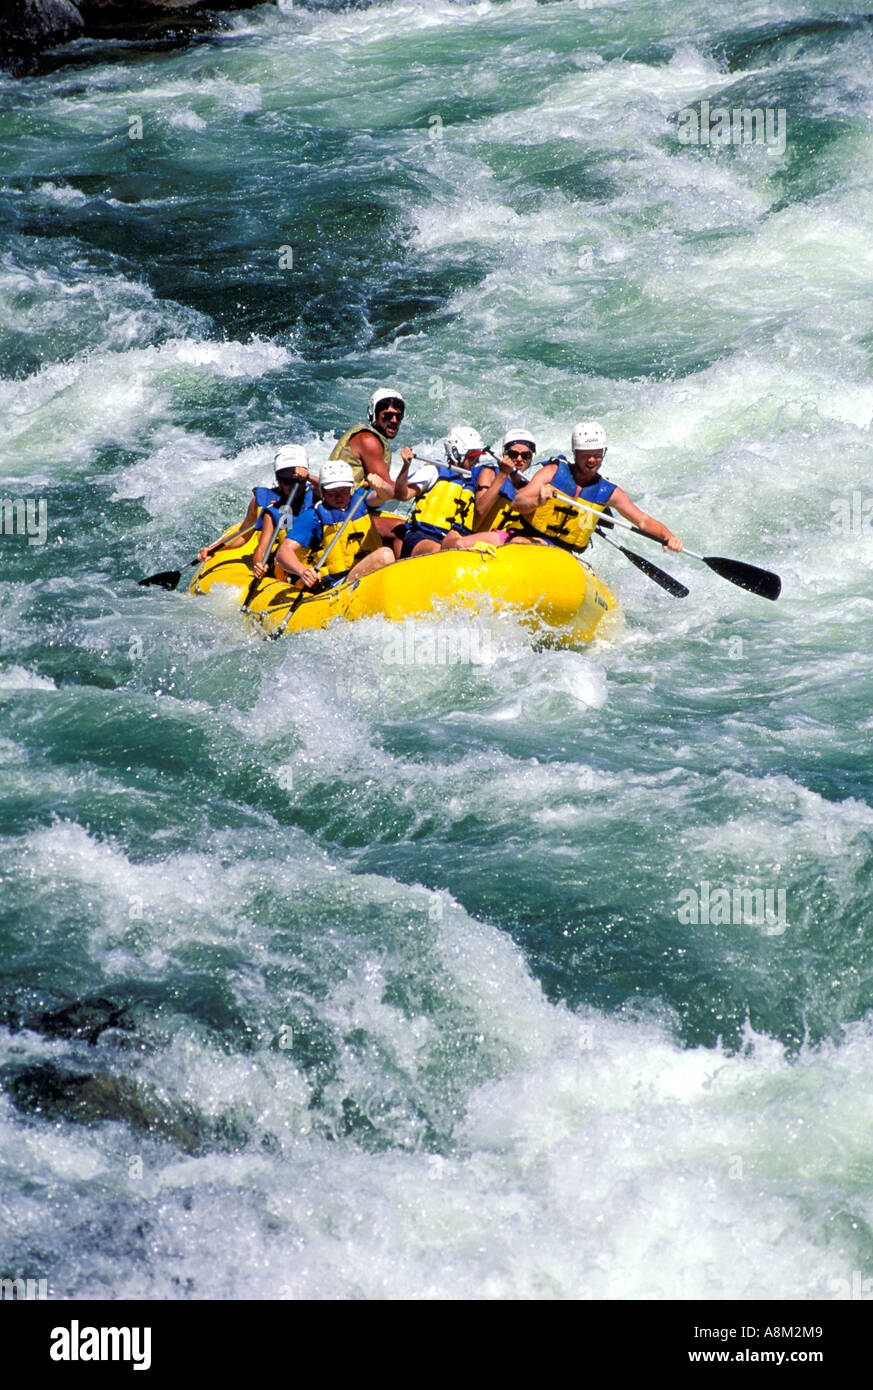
[512,422,683,553]
[328,387,416,548]
[394,426,484,557]
[253,459,395,589]
[196,444,313,563]
[328,384,413,507]
[466,427,541,546]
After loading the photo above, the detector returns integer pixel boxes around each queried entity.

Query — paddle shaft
[273,488,373,633]
[138,517,257,589]
[550,489,781,600]
[410,451,529,489]
[594,525,689,598]
[241,482,303,609]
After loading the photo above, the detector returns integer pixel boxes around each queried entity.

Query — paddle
[135,517,265,592]
[240,482,303,611]
[137,518,256,590]
[411,453,474,479]
[138,558,202,591]
[554,491,782,601]
[594,521,689,598]
[408,449,528,489]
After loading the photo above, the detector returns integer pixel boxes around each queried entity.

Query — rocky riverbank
[0,0,276,72]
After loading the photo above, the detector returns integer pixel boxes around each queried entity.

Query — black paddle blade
[138,570,182,590]
[703,556,781,601]
[619,544,689,598]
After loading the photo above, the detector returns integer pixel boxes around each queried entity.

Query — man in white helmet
[392,425,485,558]
[328,389,414,493]
[195,443,314,564]
[512,422,683,553]
[327,388,417,545]
[253,459,394,589]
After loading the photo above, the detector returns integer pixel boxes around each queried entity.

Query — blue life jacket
[548,456,616,507]
[517,457,617,551]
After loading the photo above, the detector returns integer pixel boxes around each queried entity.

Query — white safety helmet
[444,425,485,467]
[319,460,355,492]
[274,443,310,476]
[571,421,607,454]
[367,388,406,423]
[502,427,536,454]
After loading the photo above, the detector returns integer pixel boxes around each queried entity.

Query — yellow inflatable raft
[190,526,616,645]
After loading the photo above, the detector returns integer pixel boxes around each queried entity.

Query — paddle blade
[138,570,182,590]
[618,545,689,598]
[702,556,781,601]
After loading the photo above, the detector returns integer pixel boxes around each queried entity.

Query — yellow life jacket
[411,472,475,536]
[517,492,603,550]
[328,424,392,489]
[303,504,381,577]
[478,493,521,532]
[472,466,522,532]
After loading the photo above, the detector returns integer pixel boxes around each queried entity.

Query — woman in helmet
[512,422,682,553]
[196,443,313,563]
[394,425,484,558]
[464,427,541,546]
[253,460,394,589]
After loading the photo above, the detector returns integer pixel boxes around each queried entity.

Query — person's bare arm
[609,486,682,551]
[349,430,393,486]
[512,463,557,514]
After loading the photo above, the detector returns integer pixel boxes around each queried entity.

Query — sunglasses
[378,407,404,419]
[507,449,533,461]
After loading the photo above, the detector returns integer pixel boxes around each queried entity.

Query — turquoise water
[2,0,873,1299]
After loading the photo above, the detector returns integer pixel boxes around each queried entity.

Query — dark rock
[0,0,84,68]
[33,995,134,1045]
[0,0,276,71]
[77,0,249,17]
[76,0,278,36]
[2,991,136,1044]
[4,1060,248,1153]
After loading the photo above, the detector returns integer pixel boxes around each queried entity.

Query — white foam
[167,109,208,132]
[3,803,872,1299]
[0,665,57,692]
[0,336,295,477]
[31,182,89,207]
